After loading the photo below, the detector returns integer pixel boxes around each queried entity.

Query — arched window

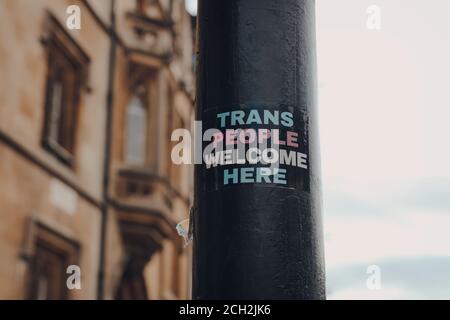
[125,95,147,165]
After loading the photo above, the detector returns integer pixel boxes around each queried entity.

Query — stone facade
[0,0,194,300]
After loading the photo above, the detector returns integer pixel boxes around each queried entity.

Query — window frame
[41,14,90,167]
[25,222,80,300]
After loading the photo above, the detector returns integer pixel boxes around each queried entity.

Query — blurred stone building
[0,0,195,299]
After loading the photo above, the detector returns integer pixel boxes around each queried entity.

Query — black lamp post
[193,0,325,299]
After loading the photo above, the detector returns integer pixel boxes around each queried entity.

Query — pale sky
[185,0,197,16]
[186,0,450,299]
[317,0,450,299]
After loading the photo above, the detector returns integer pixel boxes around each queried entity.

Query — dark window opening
[27,224,79,300]
[41,15,89,166]
[43,43,81,164]
[127,181,138,195]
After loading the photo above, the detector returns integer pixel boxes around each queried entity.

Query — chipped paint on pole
[193,0,325,299]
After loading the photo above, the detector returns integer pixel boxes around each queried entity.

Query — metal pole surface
[193,0,325,299]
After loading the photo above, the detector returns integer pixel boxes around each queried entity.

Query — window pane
[126,96,147,165]
[43,37,83,164]
[29,243,68,300]
[57,63,77,152]
[48,76,63,144]
[36,275,49,300]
